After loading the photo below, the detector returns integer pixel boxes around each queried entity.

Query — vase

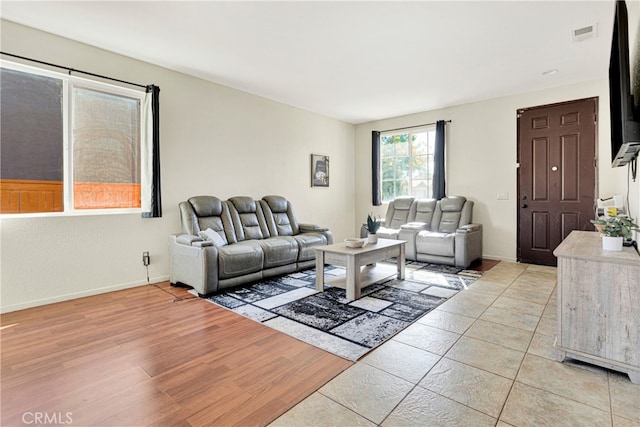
[367,233,378,244]
[602,235,623,251]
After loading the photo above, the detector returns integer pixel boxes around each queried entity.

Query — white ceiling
[1,1,616,124]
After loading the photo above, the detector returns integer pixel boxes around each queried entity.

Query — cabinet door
[559,258,640,366]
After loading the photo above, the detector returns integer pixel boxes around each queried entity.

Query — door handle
[521,204,528,208]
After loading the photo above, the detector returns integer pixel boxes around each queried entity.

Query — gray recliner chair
[360,195,482,268]
[399,196,482,267]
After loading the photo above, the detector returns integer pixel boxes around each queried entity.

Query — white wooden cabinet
[553,231,640,384]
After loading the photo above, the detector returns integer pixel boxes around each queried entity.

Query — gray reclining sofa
[169,195,333,296]
[362,195,482,268]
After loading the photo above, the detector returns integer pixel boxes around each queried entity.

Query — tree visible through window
[380,127,436,202]
[0,63,143,214]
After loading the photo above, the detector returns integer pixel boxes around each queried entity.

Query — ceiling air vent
[572,24,597,43]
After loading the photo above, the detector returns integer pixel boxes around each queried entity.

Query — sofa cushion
[257,237,298,268]
[262,200,294,236]
[416,231,455,257]
[182,196,235,243]
[435,197,467,233]
[376,226,400,240]
[228,197,268,240]
[386,196,415,229]
[239,214,264,239]
[293,233,328,261]
[180,196,227,236]
[413,199,437,228]
[198,217,227,236]
[217,241,264,279]
[198,228,227,247]
[440,196,466,212]
[261,196,301,237]
[189,196,224,217]
[438,212,463,233]
[262,195,288,212]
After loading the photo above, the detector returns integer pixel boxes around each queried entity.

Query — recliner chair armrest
[457,224,481,233]
[299,223,329,232]
[169,235,220,295]
[454,224,483,268]
[193,240,214,247]
[176,234,205,245]
[175,234,215,247]
[299,224,333,244]
[398,224,425,260]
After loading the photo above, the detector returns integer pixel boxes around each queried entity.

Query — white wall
[355,79,627,261]
[0,21,355,312]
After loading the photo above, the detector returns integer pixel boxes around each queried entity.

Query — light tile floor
[269,262,640,427]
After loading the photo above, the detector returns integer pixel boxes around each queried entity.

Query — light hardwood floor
[0,282,352,426]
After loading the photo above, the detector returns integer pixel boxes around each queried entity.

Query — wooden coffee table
[315,238,405,301]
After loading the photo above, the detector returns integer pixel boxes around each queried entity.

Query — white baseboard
[482,254,517,263]
[1,275,170,314]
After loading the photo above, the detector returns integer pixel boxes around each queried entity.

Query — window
[380,126,436,202]
[0,62,144,215]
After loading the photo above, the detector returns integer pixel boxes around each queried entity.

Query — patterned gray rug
[197,261,482,361]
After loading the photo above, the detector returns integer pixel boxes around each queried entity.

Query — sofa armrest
[193,240,214,247]
[299,223,333,245]
[169,234,220,295]
[176,233,203,245]
[457,224,481,233]
[175,233,215,247]
[398,223,427,260]
[454,224,483,267]
[299,223,329,232]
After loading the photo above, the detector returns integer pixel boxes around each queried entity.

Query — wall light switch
[497,192,509,200]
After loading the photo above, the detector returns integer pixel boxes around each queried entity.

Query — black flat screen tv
[609,0,640,167]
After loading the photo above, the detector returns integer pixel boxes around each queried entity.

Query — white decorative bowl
[344,238,365,248]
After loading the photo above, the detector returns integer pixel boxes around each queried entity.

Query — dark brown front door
[517,98,598,266]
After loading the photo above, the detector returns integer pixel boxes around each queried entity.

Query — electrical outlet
[142,251,150,266]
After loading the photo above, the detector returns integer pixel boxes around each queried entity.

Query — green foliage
[366,213,381,234]
[590,216,639,238]
[380,130,432,203]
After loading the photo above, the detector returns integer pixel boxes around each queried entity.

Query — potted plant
[365,213,381,244]
[590,215,639,251]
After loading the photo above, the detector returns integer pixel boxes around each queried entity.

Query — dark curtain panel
[372,131,381,206]
[432,120,446,200]
[143,84,162,218]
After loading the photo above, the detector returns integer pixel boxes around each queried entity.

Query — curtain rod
[0,51,148,89]
[379,120,451,133]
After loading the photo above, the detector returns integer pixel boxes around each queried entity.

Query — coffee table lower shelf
[322,263,397,294]
[315,238,405,301]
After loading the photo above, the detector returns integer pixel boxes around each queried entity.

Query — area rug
[196,261,482,361]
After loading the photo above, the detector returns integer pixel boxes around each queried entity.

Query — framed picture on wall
[311,154,329,187]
